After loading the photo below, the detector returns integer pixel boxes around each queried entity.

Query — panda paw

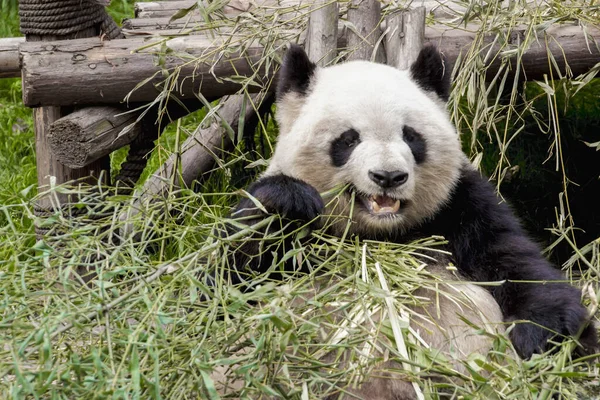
[234,174,324,223]
[508,287,598,359]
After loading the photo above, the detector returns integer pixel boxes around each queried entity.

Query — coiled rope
[19,0,123,39]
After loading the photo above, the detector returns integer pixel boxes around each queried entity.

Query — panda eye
[403,126,427,164]
[330,129,361,167]
[345,137,358,147]
[338,129,360,147]
[403,127,416,142]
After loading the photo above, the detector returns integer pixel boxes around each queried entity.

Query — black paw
[234,174,324,223]
[508,285,598,359]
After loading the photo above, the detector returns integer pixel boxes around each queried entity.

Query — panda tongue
[370,195,401,213]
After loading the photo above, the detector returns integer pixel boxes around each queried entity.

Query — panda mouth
[360,194,403,215]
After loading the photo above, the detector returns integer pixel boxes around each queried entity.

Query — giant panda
[224,44,598,398]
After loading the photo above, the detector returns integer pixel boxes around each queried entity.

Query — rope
[114,127,156,189]
[114,100,206,188]
[19,0,123,39]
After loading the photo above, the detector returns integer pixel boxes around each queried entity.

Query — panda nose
[368,170,409,189]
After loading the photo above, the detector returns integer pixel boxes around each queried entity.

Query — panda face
[267,46,466,237]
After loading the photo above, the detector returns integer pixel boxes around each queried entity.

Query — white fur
[268,61,467,237]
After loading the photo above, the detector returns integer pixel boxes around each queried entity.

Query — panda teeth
[370,198,401,214]
[371,200,381,213]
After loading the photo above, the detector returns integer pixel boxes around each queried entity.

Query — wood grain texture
[21,24,600,107]
[0,37,24,78]
[21,36,270,107]
[305,0,339,66]
[346,0,385,63]
[27,28,110,211]
[133,0,468,20]
[48,106,140,169]
[385,7,426,70]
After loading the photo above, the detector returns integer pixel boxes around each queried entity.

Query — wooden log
[385,7,426,70]
[424,23,600,82]
[0,37,24,78]
[47,106,140,169]
[134,0,258,19]
[305,0,339,66]
[133,0,468,20]
[135,1,199,18]
[26,27,111,215]
[130,0,310,28]
[123,16,205,31]
[20,36,270,107]
[135,0,295,19]
[119,93,267,238]
[138,97,246,194]
[346,0,385,63]
[21,24,600,107]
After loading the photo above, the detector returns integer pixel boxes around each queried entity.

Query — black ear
[409,45,450,101]
[276,44,317,100]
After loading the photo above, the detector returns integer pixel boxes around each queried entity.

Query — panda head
[266,45,467,237]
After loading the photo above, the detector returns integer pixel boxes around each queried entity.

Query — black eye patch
[330,129,361,167]
[403,126,427,164]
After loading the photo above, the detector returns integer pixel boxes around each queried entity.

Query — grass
[0,0,599,399]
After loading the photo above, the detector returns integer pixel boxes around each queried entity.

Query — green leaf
[200,369,221,400]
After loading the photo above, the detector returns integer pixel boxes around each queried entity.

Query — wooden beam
[123,17,204,31]
[135,1,199,18]
[21,24,600,107]
[134,0,285,19]
[47,106,140,169]
[0,37,24,78]
[21,36,270,107]
[133,0,468,20]
[424,23,600,81]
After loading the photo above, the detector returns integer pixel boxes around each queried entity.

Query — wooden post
[346,0,385,63]
[385,7,426,70]
[305,0,339,66]
[26,28,111,216]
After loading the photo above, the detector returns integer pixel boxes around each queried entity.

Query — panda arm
[235,174,324,223]
[225,174,324,280]
[432,167,597,358]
